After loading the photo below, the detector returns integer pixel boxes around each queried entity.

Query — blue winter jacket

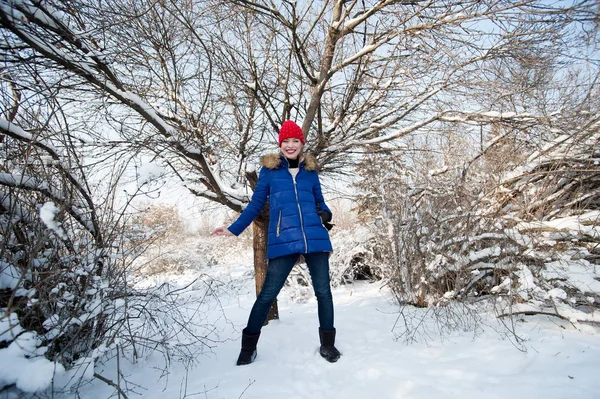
[228,153,333,259]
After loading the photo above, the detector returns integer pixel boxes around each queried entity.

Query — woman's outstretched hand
[212,227,234,236]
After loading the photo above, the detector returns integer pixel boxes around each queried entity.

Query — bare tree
[207,0,598,311]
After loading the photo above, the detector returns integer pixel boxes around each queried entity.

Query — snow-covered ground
[63,249,600,399]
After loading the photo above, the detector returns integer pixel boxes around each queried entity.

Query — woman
[213,120,341,365]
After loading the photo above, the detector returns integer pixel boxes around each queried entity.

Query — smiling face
[280,138,304,160]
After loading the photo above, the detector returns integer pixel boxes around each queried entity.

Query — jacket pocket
[276,210,282,237]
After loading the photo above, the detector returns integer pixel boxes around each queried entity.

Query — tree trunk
[252,211,279,324]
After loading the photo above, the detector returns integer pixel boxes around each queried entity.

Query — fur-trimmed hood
[260,153,319,171]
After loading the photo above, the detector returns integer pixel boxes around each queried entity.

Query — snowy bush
[0,115,122,393]
[0,195,124,393]
[328,225,387,287]
[0,122,225,396]
[355,110,600,328]
[1,187,226,396]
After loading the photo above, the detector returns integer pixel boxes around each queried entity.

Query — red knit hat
[278,120,305,147]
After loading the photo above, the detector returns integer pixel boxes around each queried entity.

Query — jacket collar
[260,153,319,171]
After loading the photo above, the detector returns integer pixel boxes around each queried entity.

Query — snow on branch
[498,302,600,325]
[515,211,600,239]
[439,111,541,124]
[39,201,68,240]
[0,189,32,223]
[0,172,96,238]
[209,166,252,208]
[0,118,101,240]
[330,38,392,76]
[348,114,441,147]
[340,0,409,34]
[182,163,252,210]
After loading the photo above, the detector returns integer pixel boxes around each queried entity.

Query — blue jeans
[245,252,334,334]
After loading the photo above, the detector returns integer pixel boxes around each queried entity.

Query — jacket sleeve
[313,173,332,218]
[227,168,270,236]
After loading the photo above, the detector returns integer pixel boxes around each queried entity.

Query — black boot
[236,328,260,366]
[319,328,341,363]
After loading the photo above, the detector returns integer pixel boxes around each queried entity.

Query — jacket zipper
[287,160,308,252]
[276,210,282,237]
[292,175,308,252]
